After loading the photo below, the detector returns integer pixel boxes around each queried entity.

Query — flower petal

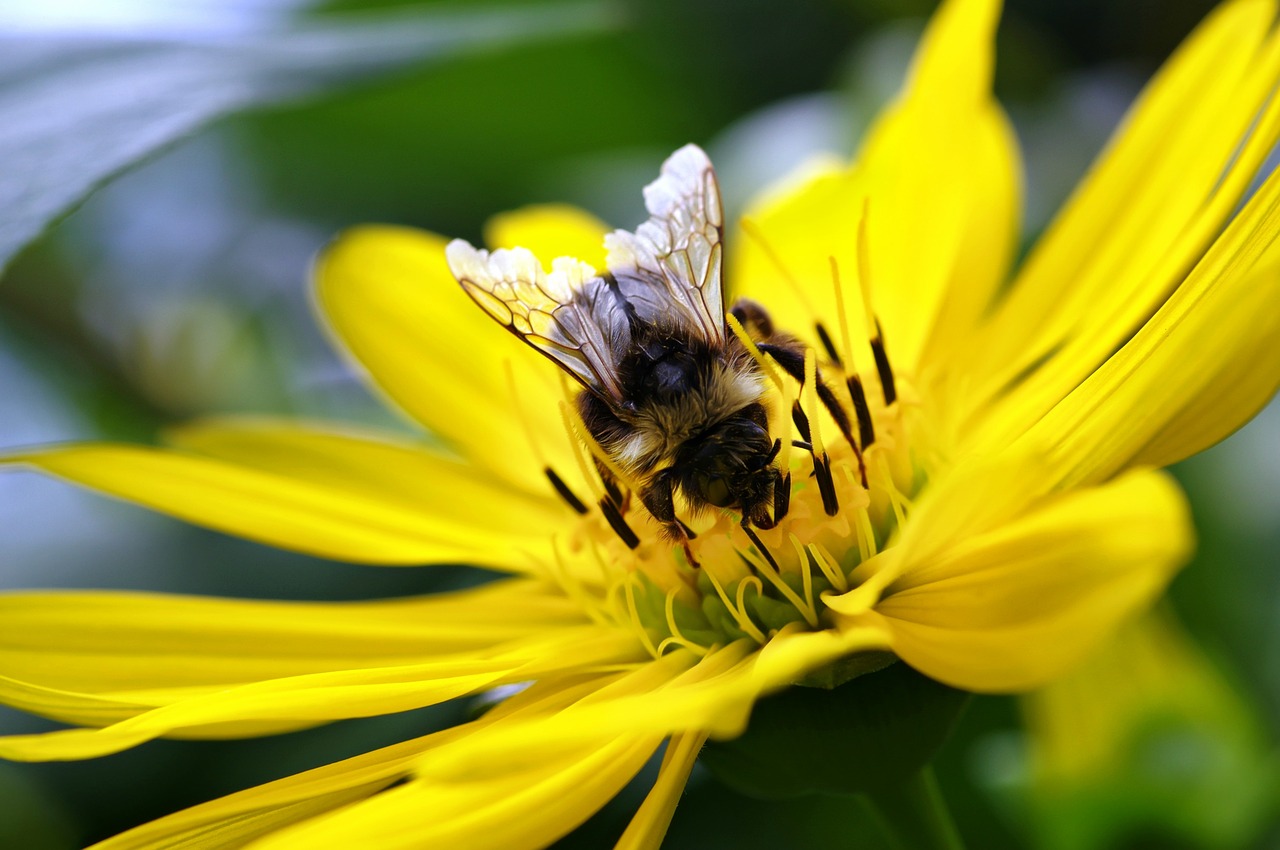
[0,624,643,761]
[615,732,706,850]
[5,436,556,569]
[960,0,1280,440]
[88,676,617,850]
[0,579,582,702]
[1021,164,1280,488]
[865,469,1192,693]
[254,735,661,850]
[483,203,610,268]
[732,0,1018,382]
[314,225,590,496]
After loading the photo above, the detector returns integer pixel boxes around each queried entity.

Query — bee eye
[698,474,734,508]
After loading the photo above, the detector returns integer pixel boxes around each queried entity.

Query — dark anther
[791,439,813,451]
[814,323,842,368]
[846,376,875,449]
[871,318,897,406]
[813,452,840,516]
[677,520,697,540]
[741,522,784,574]
[544,467,588,515]
[791,401,812,442]
[600,498,640,549]
[594,458,624,508]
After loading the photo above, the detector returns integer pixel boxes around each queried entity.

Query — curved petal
[0,579,582,699]
[0,624,643,761]
[88,675,621,850]
[1019,165,1280,488]
[483,203,610,268]
[615,732,706,850]
[960,0,1280,439]
[866,469,1192,693]
[314,225,592,498]
[5,435,558,569]
[732,0,1017,385]
[253,734,661,850]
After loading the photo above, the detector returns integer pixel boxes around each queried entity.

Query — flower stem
[861,766,966,850]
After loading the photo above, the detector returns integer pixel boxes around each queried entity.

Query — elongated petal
[0,625,642,761]
[253,735,661,850]
[961,0,1280,438]
[89,676,614,850]
[0,579,582,697]
[866,469,1192,692]
[483,204,610,268]
[1022,165,1280,488]
[315,225,591,497]
[732,0,1017,385]
[615,732,706,850]
[5,441,551,569]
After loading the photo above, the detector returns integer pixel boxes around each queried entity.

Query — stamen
[544,467,588,515]
[600,497,640,549]
[727,311,786,394]
[814,322,842,367]
[739,528,819,628]
[808,542,849,593]
[827,256,857,375]
[846,375,876,448]
[871,318,897,406]
[788,534,817,618]
[856,507,879,560]
[622,576,663,657]
[703,569,768,644]
[656,588,709,657]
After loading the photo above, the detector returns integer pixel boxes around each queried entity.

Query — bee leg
[639,469,686,539]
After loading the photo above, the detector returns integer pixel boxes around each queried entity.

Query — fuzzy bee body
[447,145,788,539]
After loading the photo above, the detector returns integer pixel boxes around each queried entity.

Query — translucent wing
[446,241,630,402]
[605,144,726,345]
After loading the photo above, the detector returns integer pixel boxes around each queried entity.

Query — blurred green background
[1,0,1277,848]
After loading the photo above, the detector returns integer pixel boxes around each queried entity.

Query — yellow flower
[3,0,1280,847]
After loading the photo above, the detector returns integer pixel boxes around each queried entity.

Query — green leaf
[0,2,618,277]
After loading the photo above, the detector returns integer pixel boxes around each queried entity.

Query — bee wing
[446,241,631,403]
[605,144,725,345]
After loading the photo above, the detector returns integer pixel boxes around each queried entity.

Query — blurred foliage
[0,0,1274,848]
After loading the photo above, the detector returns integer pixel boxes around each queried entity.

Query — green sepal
[700,660,970,798]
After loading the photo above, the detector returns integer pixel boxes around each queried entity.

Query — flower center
[536,300,917,658]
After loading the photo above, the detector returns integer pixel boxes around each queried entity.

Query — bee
[447,145,851,542]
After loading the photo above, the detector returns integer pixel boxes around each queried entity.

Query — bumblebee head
[680,413,775,511]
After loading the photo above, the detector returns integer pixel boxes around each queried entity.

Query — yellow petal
[0,579,582,699]
[0,625,641,761]
[253,735,661,850]
[90,676,617,850]
[732,0,1018,383]
[1022,166,1280,488]
[615,732,706,850]
[314,225,591,497]
[483,203,610,269]
[960,0,1280,440]
[868,469,1192,693]
[92,731,440,850]
[7,441,552,569]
